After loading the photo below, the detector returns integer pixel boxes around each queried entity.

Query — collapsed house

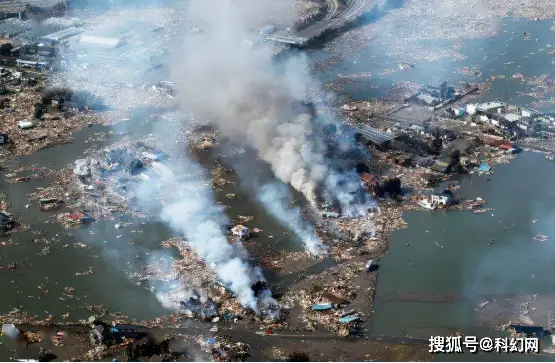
[179,293,219,321]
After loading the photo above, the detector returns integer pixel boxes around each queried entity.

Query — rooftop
[79,35,122,48]
[477,102,507,111]
[503,113,521,122]
[416,93,438,105]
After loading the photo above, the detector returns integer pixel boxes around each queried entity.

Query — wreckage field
[3,0,555,361]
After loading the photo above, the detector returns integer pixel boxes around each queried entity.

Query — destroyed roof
[416,93,438,105]
[359,172,378,185]
[0,19,32,38]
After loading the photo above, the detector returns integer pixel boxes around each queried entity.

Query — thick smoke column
[136,160,267,311]
[258,183,326,255]
[174,0,332,206]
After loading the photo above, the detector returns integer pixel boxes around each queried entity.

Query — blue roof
[479,162,491,172]
[312,303,333,311]
[338,315,360,324]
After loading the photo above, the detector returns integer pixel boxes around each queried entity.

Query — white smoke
[258,183,326,255]
[173,0,331,206]
[137,160,265,311]
[174,0,375,222]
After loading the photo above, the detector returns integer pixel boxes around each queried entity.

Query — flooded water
[0,7,554,361]
[311,18,555,112]
[0,112,317,327]
[370,152,555,349]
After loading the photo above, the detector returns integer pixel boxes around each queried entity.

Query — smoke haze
[173,0,332,207]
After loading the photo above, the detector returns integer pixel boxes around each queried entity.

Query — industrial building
[39,27,84,46]
[16,56,48,70]
[78,35,124,49]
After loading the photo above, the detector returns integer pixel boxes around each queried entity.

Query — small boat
[417,199,436,210]
[546,154,555,162]
[533,234,549,242]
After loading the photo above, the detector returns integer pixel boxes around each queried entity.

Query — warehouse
[40,27,84,46]
[78,35,124,49]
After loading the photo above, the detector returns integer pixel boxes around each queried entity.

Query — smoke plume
[173,0,334,207]
[258,182,327,255]
[137,160,267,311]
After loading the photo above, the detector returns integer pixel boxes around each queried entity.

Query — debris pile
[198,336,250,362]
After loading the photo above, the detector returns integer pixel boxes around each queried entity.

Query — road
[266,0,384,45]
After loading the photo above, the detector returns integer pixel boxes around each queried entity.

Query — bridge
[266,0,384,46]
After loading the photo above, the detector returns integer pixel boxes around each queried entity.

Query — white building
[79,35,123,49]
[431,191,453,206]
[477,102,507,114]
[466,104,477,115]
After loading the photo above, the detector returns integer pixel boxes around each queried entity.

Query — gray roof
[41,27,84,42]
[354,124,395,145]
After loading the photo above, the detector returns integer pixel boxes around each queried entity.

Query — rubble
[0,212,15,235]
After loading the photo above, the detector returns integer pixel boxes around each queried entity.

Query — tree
[287,352,310,362]
[0,43,13,56]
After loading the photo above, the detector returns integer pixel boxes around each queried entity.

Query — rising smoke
[136,159,270,311]
[258,182,327,255]
[174,0,333,207]
[47,2,276,311]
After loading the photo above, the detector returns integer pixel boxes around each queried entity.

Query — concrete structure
[266,0,377,46]
[354,124,395,147]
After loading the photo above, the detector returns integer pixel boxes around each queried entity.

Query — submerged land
[1,0,555,361]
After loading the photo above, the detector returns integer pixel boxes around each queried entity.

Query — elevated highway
[266,0,384,46]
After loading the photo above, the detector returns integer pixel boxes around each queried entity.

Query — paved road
[266,0,384,45]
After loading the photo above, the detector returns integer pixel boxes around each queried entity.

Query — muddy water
[0,109,325,330]
[370,152,555,356]
[311,18,555,112]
